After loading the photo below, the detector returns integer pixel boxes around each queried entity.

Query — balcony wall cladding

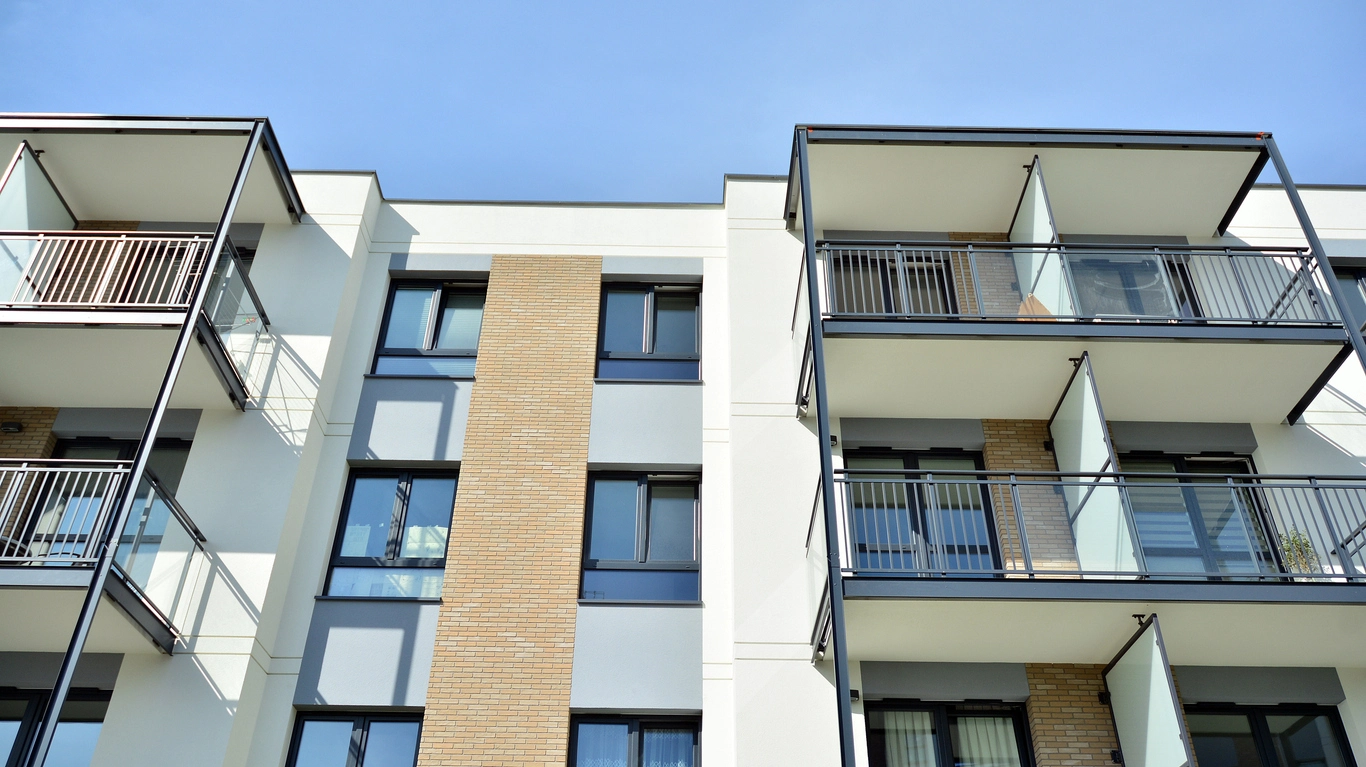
[570,605,703,711]
[294,600,439,707]
[588,382,703,468]
[348,377,472,463]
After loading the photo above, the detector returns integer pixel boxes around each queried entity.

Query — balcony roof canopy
[0,115,303,226]
[788,126,1270,239]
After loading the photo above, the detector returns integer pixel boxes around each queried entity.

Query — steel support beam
[797,128,858,767]
[21,121,265,767]
[1264,136,1366,391]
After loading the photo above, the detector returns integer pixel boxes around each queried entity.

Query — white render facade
[0,116,1363,767]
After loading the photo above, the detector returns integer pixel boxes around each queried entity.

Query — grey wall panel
[349,377,472,463]
[571,605,702,711]
[1173,666,1344,705]
[1109,422,1258,454]
[0,653,122,690]
[53,408,201,440]
[588,383,702,468]
[295,600,439,707]
[601,256,703,282]
[840,418,985,451]
[860,662,1030,702]
[388,253,492,277]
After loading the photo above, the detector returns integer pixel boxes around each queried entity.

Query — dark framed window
[843,451,999,574]
[865,703,1031,767]
[1185,705,1357,767]
[569,716,698,767]
[286,713,421,767]
[597,284,700,380]
[581,474,699,602]
[1,689,110,767]
[325,472,457,598]
[1118,454,1278,577]
[373,281,485,377]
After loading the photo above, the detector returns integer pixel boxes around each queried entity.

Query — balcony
[0,459,207,652]
[828,469,1366,592]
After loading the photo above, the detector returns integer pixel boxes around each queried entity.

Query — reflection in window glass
[435,293,484,350]
[653,294,697,355]
[574,722,630,767]
[1266,715,1347,767]
[383,288,435,349]
[647,486,696,562]
[340,477,400,558]
[602,291,648,353]
[293,719,355,767]
[45,721,101,767]
[361,720,421,767]
[328,566,445,598]
[580,570,699,602]
[588,480,639,561]
[399,478,457,559]
[1188,714,1260,767]
[0,698,26,765]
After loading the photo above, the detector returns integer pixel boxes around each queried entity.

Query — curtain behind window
[641,727,694,767]
[953,716,1023,767]
[882,711,939,767]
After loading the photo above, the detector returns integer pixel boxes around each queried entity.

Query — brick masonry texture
[981,420,1079,573]
[945,232,1026,317]
[417,254,601,767]
[0,407,59,459]
[1025,664,1119,767]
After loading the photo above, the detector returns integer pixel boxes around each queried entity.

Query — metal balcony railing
[1,231,213,310]
[0,460,206,634]
[818,242,1341,326]
[832,471,1366,581]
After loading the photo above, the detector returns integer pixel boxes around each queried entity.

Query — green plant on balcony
[1279,528,1322,576]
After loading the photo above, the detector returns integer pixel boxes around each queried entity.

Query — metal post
[796,128,858,767]
[1264,136,1366,375]
[21,121,265,767]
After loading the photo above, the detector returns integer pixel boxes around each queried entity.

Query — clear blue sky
[3,0,1364,202]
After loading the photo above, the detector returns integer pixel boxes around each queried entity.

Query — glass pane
[642,726,695,767]
[294,719,356,767]
[383,288,435,349]
[0,697,29,764]
[918,460,993,573]
[399,478,456,559]
[361,720,420,767]
[596,359,699,381]
[45,722,101,767]
[1266,714,1347,767]
[951,716,1022,767]
[341,477,400,558]
[327,567,444,598]
[602,290,647,353]
[146,444,191,495]
[1071,257,1177,318]
[653,293,698,354]
[580,570,699,601]
[1187,714,1259,767]
[588,479,639,561]
[373,356,475,377]
[434,293,484,351]
[573,722,630,767]
[647,485,696,562]
[867,710,939,767]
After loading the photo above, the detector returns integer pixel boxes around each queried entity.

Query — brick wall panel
[1026,664,1119,767]
[981,419,1078,573]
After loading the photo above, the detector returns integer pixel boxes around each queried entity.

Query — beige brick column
[982,419,1079,573]
[0,407,59,459]
[418,254,601,766]
[1025,664,1120,767]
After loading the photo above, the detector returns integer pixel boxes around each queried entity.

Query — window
[581,474,699,602]
[865,703,1030,767]
[597,285,700,380]
[374,282,485,377]
[287,713,421,767]
[843,451,998,574]
[326,472,457,598]
[569,717,698,767]
[1,689,110,767]
[1186,706,1355,767]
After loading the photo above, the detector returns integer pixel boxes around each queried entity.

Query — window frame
[1183,703,1359,767]
[580,472,701,602]
[0,688,112,767]
[324,470,458,597]
[567,715,700,767]
[596,283,702,379]
[863,701,1033,767]
[285,712,423,767]
[373,280,487,376]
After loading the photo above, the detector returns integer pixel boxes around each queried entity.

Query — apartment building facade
[0,115,1364,767]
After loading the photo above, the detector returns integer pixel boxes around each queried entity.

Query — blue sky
[3,0,1364,202]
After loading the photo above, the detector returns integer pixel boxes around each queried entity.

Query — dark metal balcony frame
[788,125,1366,767]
